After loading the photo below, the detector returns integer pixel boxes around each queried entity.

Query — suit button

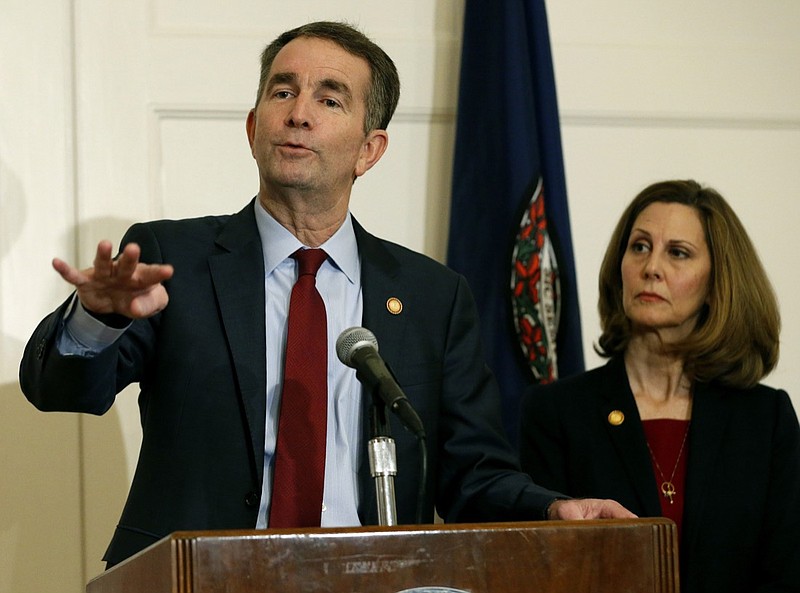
[607,410,625,426]
[36,339,47,359]
[244,492,260,508]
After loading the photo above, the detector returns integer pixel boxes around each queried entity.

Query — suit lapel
[208,199,268,486]
[353,218,405,348]
[351,218,406,524]
[682,382,730,554]
[600,358,664,516]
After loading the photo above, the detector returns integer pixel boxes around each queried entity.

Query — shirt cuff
[57,295,130,356]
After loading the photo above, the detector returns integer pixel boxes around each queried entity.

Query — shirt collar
[254,199,359,284]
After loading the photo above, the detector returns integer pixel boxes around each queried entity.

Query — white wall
[1,1,797,592]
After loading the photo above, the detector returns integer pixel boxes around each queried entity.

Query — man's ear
[354,129,389,179]
[245,109,256,153]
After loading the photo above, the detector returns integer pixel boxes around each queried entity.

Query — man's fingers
[128,285,170,318]
[134,263,174,286]
[92,241,116,278]
[549,498,638,520]
[52,241,173,319]
[600,500,637,519]
[52,258,87,286]
[115,243,142,278]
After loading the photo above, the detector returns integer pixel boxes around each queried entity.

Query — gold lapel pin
[607,410,625,426]
[386,297,403,315]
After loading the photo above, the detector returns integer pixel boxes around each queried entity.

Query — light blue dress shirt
[254,201,363,527]
[58,202,365,528]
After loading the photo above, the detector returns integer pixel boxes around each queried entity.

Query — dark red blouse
[642,419,690,540]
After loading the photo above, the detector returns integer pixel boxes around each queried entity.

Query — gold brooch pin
[607,410,625,426]
[386,297,403,315]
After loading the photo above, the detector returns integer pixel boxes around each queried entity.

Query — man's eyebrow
[266,71,297,90]
[318,78,352,103]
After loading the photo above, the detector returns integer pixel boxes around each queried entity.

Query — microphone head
[336,326,379,367]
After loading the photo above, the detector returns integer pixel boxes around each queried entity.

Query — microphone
[336,327,425,438]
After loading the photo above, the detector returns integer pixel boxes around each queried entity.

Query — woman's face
[621,202,712,343]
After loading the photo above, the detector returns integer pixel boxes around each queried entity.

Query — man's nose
[286,96,313,128]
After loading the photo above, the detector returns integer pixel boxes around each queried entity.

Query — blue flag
[447,0,584,444]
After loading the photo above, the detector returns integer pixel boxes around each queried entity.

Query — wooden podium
[87,518,678,593]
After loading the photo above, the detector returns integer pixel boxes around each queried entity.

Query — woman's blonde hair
[596,179,779,388]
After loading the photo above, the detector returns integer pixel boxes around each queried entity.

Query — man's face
[246,36,386,203]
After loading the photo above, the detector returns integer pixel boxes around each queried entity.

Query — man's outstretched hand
[52,240,174,319]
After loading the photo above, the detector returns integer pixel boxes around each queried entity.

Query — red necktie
[269,248,328,527]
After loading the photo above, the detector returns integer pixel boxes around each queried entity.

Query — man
[20,21,633,567]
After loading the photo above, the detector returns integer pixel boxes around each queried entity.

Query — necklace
[646,422,690,504]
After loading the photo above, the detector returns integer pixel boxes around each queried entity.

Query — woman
[519,180,800,593]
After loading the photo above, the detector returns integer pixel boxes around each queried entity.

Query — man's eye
[324,99,341,108]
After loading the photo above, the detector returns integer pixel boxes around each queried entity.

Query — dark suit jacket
[520,356,800,593]
[20,199,561,566]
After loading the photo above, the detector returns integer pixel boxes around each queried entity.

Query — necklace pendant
[661,481,676,504]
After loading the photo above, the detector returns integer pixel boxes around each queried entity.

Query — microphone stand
[368,397,398,526]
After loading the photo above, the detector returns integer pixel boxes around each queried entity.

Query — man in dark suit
[19,21,632,567]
